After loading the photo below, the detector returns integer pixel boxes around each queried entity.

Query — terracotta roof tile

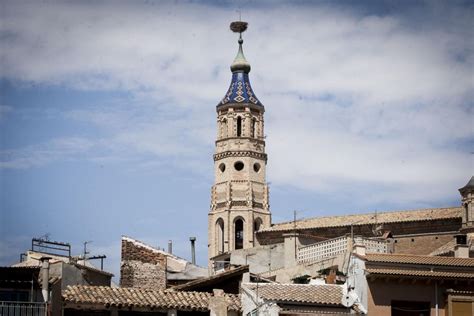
[261,207,461,232]
[172,265,248,291]
[244,283,343,306]
[63,285,240,311]
[366,267,474,279]
[364,253,474,267]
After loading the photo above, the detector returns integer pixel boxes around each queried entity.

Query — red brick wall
[120,238,167,289]
[393,234,454,255]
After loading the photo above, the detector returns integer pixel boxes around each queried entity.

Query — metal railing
[0,301,47,316]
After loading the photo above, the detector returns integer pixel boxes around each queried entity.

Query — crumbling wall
[120,237,167,289]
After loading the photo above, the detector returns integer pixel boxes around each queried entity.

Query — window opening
[234,161,244,171]
[237,116,242,137]
[252,118,257,138]
[235,219,244,250]
[216,219,224,254]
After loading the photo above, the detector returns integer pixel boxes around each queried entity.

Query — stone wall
[120,237,167,289]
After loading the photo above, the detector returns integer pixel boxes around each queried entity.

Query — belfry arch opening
[216,218,224,254]
[252,118,257,138]
[254,218,263,232]
[236,116,242,137]
[221,118,227,138]
[234,218,244,250]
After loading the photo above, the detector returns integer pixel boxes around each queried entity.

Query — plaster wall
[346,255,368,313]
[230,243,284,274]
[368,280,447,316]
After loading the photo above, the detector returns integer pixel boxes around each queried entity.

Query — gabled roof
[72,263,114,277]
[260,207,462,233]
[172,265,248,292]
[243,283,344,306]
[363,253,474,267]
[121,236,207,279]
[63,285,240,312]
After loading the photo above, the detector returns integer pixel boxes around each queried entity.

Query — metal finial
[230,20,250,73]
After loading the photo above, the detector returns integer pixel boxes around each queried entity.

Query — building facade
[208,22,271,264]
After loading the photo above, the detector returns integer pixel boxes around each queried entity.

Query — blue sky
[1,0,473,278]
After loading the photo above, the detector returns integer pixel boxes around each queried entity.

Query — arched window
[234,218,244,250]
[252,118,257,138]
[216,219,224,254]
[221,118,227,139]
[236,116,242,137]
[254,218,262,232]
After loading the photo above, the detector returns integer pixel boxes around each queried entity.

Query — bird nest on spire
[230,21,248,33]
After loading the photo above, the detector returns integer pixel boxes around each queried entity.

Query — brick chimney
[454,234,469,258]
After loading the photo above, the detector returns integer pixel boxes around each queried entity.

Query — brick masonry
[120,238,167,289]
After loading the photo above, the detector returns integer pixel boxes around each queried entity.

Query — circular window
[219,163,226,173]
[234,161,244,171]
[253,163,261,173]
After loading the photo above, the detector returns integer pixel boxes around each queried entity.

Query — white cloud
[0,137,96,169]
[0,1,472,205]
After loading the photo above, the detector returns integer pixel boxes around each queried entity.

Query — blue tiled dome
[218,39,263,107]
[219,72,262,107]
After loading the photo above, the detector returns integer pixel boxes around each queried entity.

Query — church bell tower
[208,21,271,262]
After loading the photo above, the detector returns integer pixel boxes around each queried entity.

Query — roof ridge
[367,252,473,259]
[272,206,461,226]
[121,235,197,265]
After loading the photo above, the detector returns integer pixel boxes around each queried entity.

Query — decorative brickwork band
[213,151,267,162]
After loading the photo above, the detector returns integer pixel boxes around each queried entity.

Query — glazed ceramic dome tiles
[220,72,262,106]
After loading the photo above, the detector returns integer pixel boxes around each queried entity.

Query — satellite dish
[341,291,357,307]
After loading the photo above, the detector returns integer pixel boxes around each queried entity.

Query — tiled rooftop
[63,285,240,312]
[366,267,474,279]
[260,207,462,232]
[364,253,474,267]
[173,265,248,291]
[243,283,343,306]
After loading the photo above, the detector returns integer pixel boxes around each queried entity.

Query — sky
[0,0,473,279]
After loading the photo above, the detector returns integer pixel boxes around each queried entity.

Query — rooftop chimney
[189,237,196,264]
[168,240,173,254]
[40,257,52,302]
[454,234,469,258]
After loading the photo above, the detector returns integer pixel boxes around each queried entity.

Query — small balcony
[0,301,47,316]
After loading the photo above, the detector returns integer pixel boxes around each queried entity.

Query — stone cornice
[215,137,265,146]
[216,102,265,112]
